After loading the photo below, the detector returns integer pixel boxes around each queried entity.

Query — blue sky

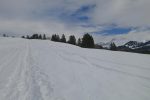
[101,27,132,35]
[0,0,149,40]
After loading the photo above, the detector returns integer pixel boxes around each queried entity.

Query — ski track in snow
[0,39,53,100]
[0,38,150,100]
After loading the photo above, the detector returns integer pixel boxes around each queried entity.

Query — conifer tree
[68,35,76,45]
[26,35,30,39]
[110,42,117,50]
[39,34,42,39]
[60,34,66,43]
[81,33,95,48]
[51,34,55,41]
[31,34,39,39]
[51,34,60,42]
[3,34,6,37]
[56,34,60,42]
[77,38,82,47]
[43,34,46,40]
[21,36,25,38]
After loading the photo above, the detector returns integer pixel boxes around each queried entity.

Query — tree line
[51,33,95,48]
[22,34,47,40]
[21,33,117,50]
[21,33,95,48]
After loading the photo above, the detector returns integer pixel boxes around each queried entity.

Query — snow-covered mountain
[121,40,150,49]
[115,40,150,54]
[124,41,144,49]
[97,37,132,48]
[124,41,150,49]
[97,39,150,53]
[95,29,150,47]
[97,37,131,47]
[98,42,112,48]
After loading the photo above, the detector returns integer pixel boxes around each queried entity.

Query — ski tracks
[27,41,54,100]
[0,40,53,100]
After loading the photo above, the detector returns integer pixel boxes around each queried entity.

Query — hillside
[0,38,150,100]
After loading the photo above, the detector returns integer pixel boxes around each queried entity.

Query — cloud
[0,19,99,38]
[92,0,150,27]
[0,0,98,35]
[0,0,150,41]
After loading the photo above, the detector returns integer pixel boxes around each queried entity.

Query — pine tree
[26,35,30,39]
[68,35,76,45]
[56,35,60,42]
[51,34,56,41]
[39,34,42,39]
[60,34,66,43]
[51,34,60,42]
[77,38,82,47]
[21,36,25,38]
[110,42,117,50]
[43,34,46,40]
[31,34,39,39]
[3,34,6,37]
[81,33,95,48]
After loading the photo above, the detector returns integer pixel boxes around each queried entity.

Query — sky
[0,0,150,42]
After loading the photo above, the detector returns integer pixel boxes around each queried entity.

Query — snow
[0,38,150,100]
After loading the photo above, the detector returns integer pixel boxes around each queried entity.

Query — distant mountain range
[97,40,150,54]
[117,41,150,54]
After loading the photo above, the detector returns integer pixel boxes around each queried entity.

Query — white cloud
[0,19,99,38]
[0,0,150,41]
[92,0,150,27]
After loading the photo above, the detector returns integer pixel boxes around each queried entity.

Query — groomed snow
[0,38,150,100]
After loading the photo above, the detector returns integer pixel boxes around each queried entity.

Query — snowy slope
[0,38,150,100]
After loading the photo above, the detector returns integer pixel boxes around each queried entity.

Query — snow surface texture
[0,38,150,100]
